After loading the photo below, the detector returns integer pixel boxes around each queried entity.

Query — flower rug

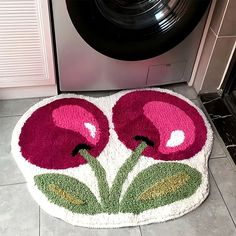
[11,88,213,228]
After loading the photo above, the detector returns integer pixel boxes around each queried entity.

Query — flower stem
[108,141,148,213]
[79,149,110,211]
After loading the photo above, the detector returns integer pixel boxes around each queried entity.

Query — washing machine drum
[66,0,211,61]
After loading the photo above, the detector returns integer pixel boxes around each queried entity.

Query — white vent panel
[0,0,51,85]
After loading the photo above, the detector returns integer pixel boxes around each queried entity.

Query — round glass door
[66,0,211,61]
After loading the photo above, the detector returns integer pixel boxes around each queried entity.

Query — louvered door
[0,0,55,87]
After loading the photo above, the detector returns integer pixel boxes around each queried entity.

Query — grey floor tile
[173,83,198,100]
[0,98,39,117]
[211,134,226,158]
[0,116,20,145]
[191,99,202,107]
[210,158,236,225]
[38,97,50,101]
[0,116,25,185]
[159,84,176,91]
[140,173,236,236]
[0,184,39,236]
[190,100,226,159]
[40,210,141,236]
[0,145,25,185]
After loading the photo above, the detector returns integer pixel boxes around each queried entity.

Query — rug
[11,88,213,228]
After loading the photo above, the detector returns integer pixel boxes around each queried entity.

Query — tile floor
[200,93,236,164]
[0,84,236,236]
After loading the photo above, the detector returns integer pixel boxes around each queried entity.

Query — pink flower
[19,98,109,169]
[112,91,207,161]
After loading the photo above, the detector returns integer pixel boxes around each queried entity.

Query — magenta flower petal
[143,101,195,154]
[52,105,100,145]
[112,90,207,161]
[19,98,109,169]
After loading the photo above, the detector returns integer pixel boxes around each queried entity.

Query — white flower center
[166,130,185,147]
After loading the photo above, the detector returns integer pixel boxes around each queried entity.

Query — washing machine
[50,0,211,92]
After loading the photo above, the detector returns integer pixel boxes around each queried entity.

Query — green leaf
[120,163,202,214]
[34,173,102,214]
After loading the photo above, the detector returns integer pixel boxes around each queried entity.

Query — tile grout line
[139,226,144,236]
[0,114,23,118]
[202,97,221,105]
[211,156,227,159]
[0,182,26,187]
[210,169,236,229]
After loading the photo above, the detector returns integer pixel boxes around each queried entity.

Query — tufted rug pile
[11,88,213,228]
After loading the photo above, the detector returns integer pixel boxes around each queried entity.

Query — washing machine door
[66,0,211,61]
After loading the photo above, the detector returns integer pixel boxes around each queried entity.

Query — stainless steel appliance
[50,0,211,91]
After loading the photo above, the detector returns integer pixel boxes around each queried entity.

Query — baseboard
[0,85,58,99]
